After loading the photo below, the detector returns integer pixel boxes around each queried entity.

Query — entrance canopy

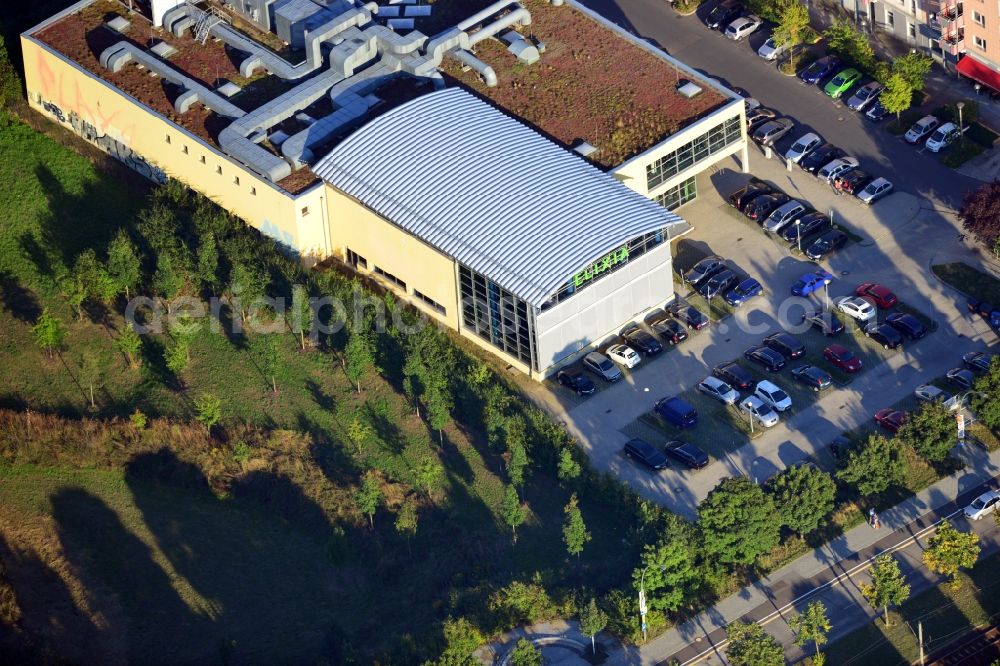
[957,55,1000,93]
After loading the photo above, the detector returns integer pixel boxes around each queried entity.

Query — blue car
[798,55,842,85]
[724,277,764,307]
[791,270,834,297]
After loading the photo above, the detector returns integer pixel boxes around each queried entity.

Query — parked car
[874,408,907,433]
[846,81,883,111]
[725,14,762,40]
[946,367,975,390]
[925,122,961,152]
[864,322,903,350]
[556,369,596,395]
[904,115,940,144]
[622,326,664,356]
[672,303,710,330]
[823,343,863,372]
[763,200,808,234]
[654,396,698,428]
[818,156,859,183]
[706,0,744,29]
[728,179,774,211]
[865,99,889,121]
[744,345,786,371]
[623,438,668,471]
[824,68,861,98]
[747,107,777,130]
[724,277,764,306]
[836,296,877,323]
[802,309,845,336]
[791,364,833,391]
[855,282,898,309]
[832,168,873,196]
[698,268,740,300]
[967,298,1000,332]
[684,255,726,285]
[963,351,993,373]
[763,331,805,360]
[714,361,754,390]
[583,352,623,382]
[754,379,792,411]
[799,55,842,84]
[914,384,956,408]
[805,230,848,261]
[964,490,1000,520]
[782,211,830,244]
[740,395,779,427]
[698,376,741,404]
[757,36,788,60]
[607,344,641,369]
[785,132,823,164]
[791,269,834,297]
[801,144,845,174]
[856,177,893,204]
[752,118,795,146]
[885,312,926,340]
[650,316,689,345]
[744,193,791,222]
[664,440,710,469]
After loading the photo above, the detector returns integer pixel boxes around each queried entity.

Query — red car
[855,282,898,309]
[874,408,907,433]
[823,344,863,373]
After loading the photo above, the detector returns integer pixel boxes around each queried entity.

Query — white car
[785,132,823,164]
[904,115,940,144]
[607,344,641,369]
[698,376,740,405]
[757,36,787,61]
[836,296,877,323]
[925,122,961,153]
[754,380,792,412]
[740,396,779,428]
[763,200,807,234]
[856,177,893,205]
[914,384,961,411]
[964,490,1000,520]
[817,157,859,183]
[725,15,762,41]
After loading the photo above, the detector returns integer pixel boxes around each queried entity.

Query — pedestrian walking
[873,512,881,529]
[869,507,876,526]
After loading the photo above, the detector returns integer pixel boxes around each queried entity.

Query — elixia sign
[572,246,629,288]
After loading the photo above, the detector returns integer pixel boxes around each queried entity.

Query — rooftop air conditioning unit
[676,80,702,98]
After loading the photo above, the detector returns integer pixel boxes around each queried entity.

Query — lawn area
[932,262,1000,304]
[820,548,1000,665]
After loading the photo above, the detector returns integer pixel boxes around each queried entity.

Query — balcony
[941,3,964,22]
[939,29,966,55]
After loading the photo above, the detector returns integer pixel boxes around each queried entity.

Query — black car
[805,230,848,261]
[706,0,743,29]
[622,326,663,356]
[833,169,874,196]
[763,332,805,360]
[781,211,830,243]
[800,144,845,174]
[623,438,668,471]
[556,369,596,395]
[684,255,726,287]
[885,312,926,340]
[865,99,889,121]
[744,345,786,371]
[664,440,710,469]
[864,322,903,349]
[947,367,976,390]
[802,310,845,336]
[963,351,993,373]
[698,268,739,300]
[672,303,710,330]
[791,364,833,391]
[650,316,689,345]
[744,193,791,222]
[728,179,774,211]
[714,361,754,390]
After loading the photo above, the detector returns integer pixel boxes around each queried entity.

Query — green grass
[932,262,1000,304]
[942,139,985,168]
[886,110,924,136]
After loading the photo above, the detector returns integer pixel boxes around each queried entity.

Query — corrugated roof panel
[313,87,686,307]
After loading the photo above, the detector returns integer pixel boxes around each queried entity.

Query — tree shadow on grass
[0,271,41,323]
[365,400,407,455]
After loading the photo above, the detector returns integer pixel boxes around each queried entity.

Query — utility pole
[918,621,924,665]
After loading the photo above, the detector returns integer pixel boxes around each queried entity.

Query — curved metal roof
[313,87,686,307]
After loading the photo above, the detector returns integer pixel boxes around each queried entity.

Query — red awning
[957,55,1000,93]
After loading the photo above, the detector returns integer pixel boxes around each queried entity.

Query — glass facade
[654,176,697,211]
[459,264,537,370]
[646,116,743,190]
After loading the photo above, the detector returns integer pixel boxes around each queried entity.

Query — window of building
[459,264,536,369]
[216,165,223,175]
[886,10,894,26]
[654,176,698,211]
[250,186,257,196]
[182,145,189,155]
[908,21,916,38]
[646,116,742,190]
[301,206,310,216]
[414,289,447,316]
[165,133,171,144]
[374,266,406,291]
[975,35,988,49]
[346,248,368,269]
[233,175,240,186]
[973,10,985,25]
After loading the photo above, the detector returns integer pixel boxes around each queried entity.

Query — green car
[824,68,861,98]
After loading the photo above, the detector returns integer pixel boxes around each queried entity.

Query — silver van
[763,200,807,234]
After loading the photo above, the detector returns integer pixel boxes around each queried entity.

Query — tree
[972,357,1000,429]
[893,51,933,92]
[354,472,383,529]
[78,350,104,410]
[698,477,781,565]
[767,464,836,535]
[255,333,282,393]
[861,553,911,625]
[880,73,913,124]
[229,261,267,323]
[562,494,591,557]
[437,616,483,666]
[578,598,608,656]
[507,439,530,489]
[343,329,375,393]
[633,538,699,612]
[395,498,418,551]
[922,519,980,585]
[116,324,143,369]
[960,181,1000,249]
[837,434,905,496]
[725,621,784,666]
[196,231,219,292]
[424,382,453,444]
[823,19,874,72]
[897,401,956,462]
[413,457,444,497]
[153,253,186,308]
[789,600,831,660]
[501,484,525,544]
[165,338,190,376]
[194,393,222,434]
[107,230,141,300]
[291,285,312,350]
[508,638,542,666]
[773,0,811,71]
[557,447,581,483]
[346,415,374,456]
[33,308,65,360]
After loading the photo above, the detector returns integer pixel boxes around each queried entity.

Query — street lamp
[795,219,802,253]
[957,101,965,148]
[638,564,666,642]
